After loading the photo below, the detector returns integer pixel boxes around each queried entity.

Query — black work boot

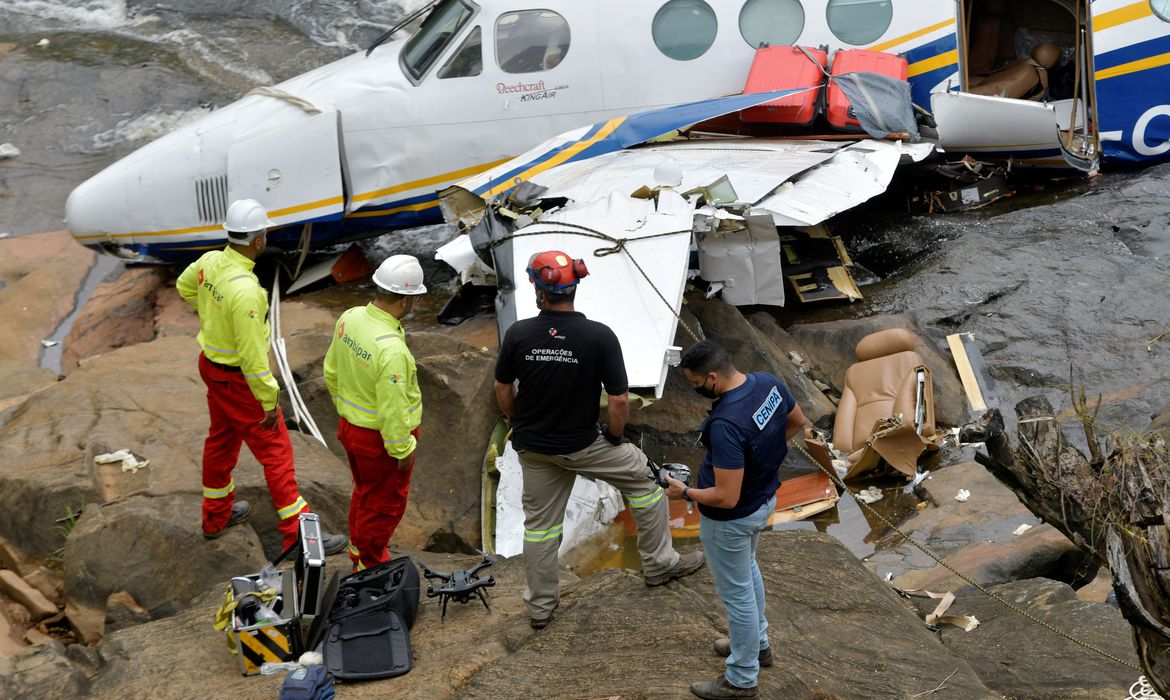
[203,500,252,539]
[690,675,758,699]
[712,638,773,667]
[645,550,705,586]
[320,531,349,556]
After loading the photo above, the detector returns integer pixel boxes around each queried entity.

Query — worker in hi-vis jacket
[324,255,425,572]
[177,198,346,555]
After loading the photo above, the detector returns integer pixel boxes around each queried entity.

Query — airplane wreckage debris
[971,393,1170,694]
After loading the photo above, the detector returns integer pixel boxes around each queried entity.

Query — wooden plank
[947,332,987,412]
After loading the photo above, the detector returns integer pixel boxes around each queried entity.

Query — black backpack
[322,556,420,680]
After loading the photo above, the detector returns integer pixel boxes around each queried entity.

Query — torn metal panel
[529,140,847,207]
[756,140,905,227]
[493,192,693,397]
[697,214,786,307]
[457,89,817,199]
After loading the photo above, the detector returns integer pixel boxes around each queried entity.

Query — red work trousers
[338,418,416,571]
[199,354,308,548]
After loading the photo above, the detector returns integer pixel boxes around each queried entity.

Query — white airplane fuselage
[65,0,1170,262]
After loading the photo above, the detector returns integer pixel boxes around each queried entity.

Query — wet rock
[686,296,837,426]
[0,570,58,621]
[941,578,1136,699]
[893,525,1090,594]
[104,591,151,634]
[0,637,90,697]
[868,460,1063,578]
[63,496,266,618]
[61,266,166,374]
[0,230,95,365]
[787,313,967,427]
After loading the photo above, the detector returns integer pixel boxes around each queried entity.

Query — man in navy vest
[664,340,808,700]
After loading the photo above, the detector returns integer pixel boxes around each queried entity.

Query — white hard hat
[373,255,427,295]
[223,199,275,238]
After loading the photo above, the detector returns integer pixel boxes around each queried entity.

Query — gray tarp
[833,72,919,141]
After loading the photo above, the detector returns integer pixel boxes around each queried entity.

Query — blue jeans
[699,495,775,689]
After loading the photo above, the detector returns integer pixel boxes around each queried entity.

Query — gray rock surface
[940,578,1137,699]
[0,638,90,698]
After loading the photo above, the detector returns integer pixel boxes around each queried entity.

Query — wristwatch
[682,487,693,503]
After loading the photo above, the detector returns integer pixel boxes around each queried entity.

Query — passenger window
[653,0,718,61]
[496,10,571,74]
[826,0,893,45]
[1153,0,1170,23]
[439,26,483,78]
[740,0,805,48]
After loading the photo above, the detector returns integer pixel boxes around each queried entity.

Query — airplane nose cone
[66,167,128,246]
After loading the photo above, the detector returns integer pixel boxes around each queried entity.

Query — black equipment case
[323,556,420,680]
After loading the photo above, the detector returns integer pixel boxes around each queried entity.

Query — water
[0,0,425,234]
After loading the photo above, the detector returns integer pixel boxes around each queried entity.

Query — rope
[792,441,1142,672]
[1127,676,1166,699]
[490,223,702,342]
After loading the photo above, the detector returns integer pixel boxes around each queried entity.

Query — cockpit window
[1154,0,1170,23]
[496,10,571,74]
[402,0,475,81]
[439,26,483,78]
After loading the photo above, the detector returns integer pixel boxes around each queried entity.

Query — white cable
[270,272,327,446]
[1126,677,1166,700]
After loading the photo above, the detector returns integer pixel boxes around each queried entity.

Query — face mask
[694,376,718,400]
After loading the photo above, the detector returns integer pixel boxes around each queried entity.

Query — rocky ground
[0,231,1161,698]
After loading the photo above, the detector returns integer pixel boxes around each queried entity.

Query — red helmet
[526,250,589,291]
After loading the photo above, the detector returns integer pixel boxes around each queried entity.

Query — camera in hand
[648,460,691,489]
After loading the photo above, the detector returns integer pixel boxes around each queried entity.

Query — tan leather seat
[832,328,936,454]
[968,43,1061,100]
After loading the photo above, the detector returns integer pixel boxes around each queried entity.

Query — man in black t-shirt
[494,250,705,629]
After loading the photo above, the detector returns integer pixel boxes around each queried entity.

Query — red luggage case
[826,49,910,131]
[740,46,827,125]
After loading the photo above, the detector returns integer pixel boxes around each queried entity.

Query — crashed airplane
[63,0,1170,262]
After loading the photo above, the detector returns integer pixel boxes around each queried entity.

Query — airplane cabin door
[226,109,347,231]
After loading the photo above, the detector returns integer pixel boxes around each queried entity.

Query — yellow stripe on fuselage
[868,19,955,52]
[351,158,510,203]
[1094,1,1154,32]
[908,50,958,77]
[482,117,625,199]
[1096,50,1170,80]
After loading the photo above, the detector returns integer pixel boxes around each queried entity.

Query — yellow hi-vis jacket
[176,247,280,411]
[323,303,422,460]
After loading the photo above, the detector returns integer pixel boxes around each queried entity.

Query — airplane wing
[457,89,814,200]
